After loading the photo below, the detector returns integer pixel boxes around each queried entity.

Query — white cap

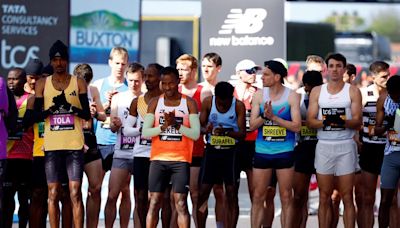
[235,59,261,72]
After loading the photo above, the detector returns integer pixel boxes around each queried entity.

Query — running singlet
[234,86,258,141]
[94,77,128,145]
[133,95,152,158]
[7,92,33,159]
[317,83,354,140]
[361,84,386,144]
[179,84,205,157]
[207,96,239,150]
[150,95,193,163]
[0,77,8,160]
[43,75,84,151]
[33,122,45,157]
[299,93,317,142]
[114,91,136,159]
[383,96,400,155]
[255,87,295,156]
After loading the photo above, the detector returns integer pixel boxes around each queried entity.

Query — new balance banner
[201,0,285,82]
[70,0,141,80]
[0,0,69,77]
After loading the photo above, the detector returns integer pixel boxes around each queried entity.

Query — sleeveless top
[0,77,8,160]
[179,84,205,157]
[207,96,239,150]
[234,86,258,141]
[133,95,152,158]
[383,95,400,155]
[43,75,84,151]
[317,83,354,140]
[361,84,386,144]
[150,94,193,163]
[114,91,137,159]
[7,92,33,159]
[94,77,128,145]
[255,87,295,157]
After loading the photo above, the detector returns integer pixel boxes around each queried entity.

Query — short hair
[73,63,93,84]
[9,67,27,83]
[215,81,234,100]
[305,55,325,67]
[176,54,198,70]
[264,60,287,84]
[302,70,323,88]
[369,61,389,75]
[345,63,356,76]
[147,63,164,77]
[387,75,400,95]
[161,66,179,81]
[202,52,222,67]
[109,47,128,61]
[325,53,347,67]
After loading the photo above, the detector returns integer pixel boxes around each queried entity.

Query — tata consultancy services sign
[0,1,69,77]
[201,0,285,82]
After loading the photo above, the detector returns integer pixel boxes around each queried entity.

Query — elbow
[142,129,151,138]
[292,123,301,133]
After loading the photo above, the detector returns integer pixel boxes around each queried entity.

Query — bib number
[50,114,75,131]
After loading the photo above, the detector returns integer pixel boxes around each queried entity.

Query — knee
[69,187,82,203]
[363,192,375,205]
[293,191,308,206]
[88,183,102,197]
[279,190,292,206]
[319,191,333,204]
[148,196,162,211]
[175,199,188,214]
[48,187,59,202]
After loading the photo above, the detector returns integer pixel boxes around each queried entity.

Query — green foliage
[368,9,400,42]
[323,11,365,31]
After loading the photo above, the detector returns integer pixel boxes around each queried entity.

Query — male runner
[197,81,246,228]
[307,53,362,228]
[250,60,301,228]
[105,63,144,228]
[374,75,400,228]
[34,40,91,228]
[123,63,164,228]
[144,67,200,228]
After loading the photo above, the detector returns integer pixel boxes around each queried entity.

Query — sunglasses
[243,68,258,74]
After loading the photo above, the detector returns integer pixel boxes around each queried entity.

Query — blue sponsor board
[70,47,138,63]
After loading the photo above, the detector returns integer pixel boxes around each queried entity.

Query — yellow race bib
[263,126,286,137]
[210,136,235,146]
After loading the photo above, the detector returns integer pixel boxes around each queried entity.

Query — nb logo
[69,91,77,96]
[218,8,267,35]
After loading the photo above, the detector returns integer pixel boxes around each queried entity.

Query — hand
[213,124,225,136]
[164,110,176,127]
[106,90,118,103]
[48,105,59,114]
[112,117,122,129]
[264,101,274,120]
[205,122,214,134]
[90,102,97,117]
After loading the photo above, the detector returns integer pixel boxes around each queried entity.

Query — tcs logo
[1,39,39,69]
[218,8,267,35]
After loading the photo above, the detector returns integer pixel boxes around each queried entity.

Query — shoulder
[349,84,361,97]
[309,85,322,99]
[91,78,105,89]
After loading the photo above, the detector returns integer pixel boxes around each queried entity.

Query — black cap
[25,58,43,76]
[49,40,69,61]
[264,60,288,77]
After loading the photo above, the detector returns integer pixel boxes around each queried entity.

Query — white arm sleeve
[179,114,200,140]
[142,114,162,137]
[122,115,140,137]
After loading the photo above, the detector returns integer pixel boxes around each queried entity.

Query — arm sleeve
[23,109,35,128]
[142,114,162,138]
[122,115,140,137]
[72,93,91,120]
[178,114,200,140]
[33,97,50,122]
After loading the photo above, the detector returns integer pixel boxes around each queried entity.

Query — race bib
[210,136,235,146]
[50,114,75,131]
[38,122,45,138]
[322,107,346,131]
[139,122,151,146]
[300,125,317,141]
[262,122,287,142]
[120,128,136,150]
[8,118,23,140]
[159,117,183,141]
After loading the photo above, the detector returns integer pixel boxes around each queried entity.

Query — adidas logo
[70,91,77,96]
